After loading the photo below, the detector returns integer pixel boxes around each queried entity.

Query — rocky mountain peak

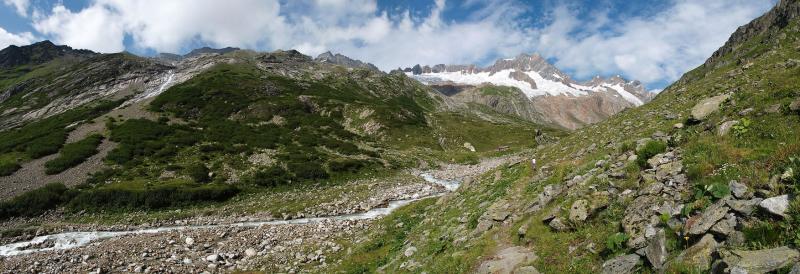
[314,51,381,72]
[0,40,96,69]
[704,0,800,68]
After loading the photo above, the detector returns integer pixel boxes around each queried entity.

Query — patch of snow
[413,69,589,97]
[602,83,644,106]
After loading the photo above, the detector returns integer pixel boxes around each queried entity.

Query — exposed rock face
[315,51,380,72]
[401,53,654,129]
[704,0,800,68]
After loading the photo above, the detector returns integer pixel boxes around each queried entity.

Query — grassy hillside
[328,3,800,273]
[0,50,560,221]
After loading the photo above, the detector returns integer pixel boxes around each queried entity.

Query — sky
[0,0,778,90]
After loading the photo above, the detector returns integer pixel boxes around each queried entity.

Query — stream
[0,173,460,257]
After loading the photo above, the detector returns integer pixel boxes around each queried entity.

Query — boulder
[569,199,590,223]
[601,254,640,274]
[645,229,668,270]
[722,246,800,274]
[677,234,718,272]
[710,213,737,236]
[476,246,537,274]
[690,94,730,121]
[718,120,740,136]
[759,195,790,217]
[685,199,729,235]
[729,180,750,199]
[404,246,417,257]
[548,217,569,232]
[790,98,800,112]
[727,198,762,216]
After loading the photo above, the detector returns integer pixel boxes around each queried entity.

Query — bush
[44,134,103,175]
[636,140,668,168]
[288,161,329,181]
[0,183,71,219]
[24,131,68,159]
[329,159,371,173]
[605,232,629,254]
[185,163,211,183]
[68,182,238,211]
[0,161,21,176]
[247,166,291,187]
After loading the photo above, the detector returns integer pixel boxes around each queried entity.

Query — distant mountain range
[396,54,654,129]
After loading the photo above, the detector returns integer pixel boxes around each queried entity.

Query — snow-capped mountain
[403,53,651,106]
[398,53,654,129]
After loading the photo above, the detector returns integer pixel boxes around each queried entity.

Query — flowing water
[0,174,460,256]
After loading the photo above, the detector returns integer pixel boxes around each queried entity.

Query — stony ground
[0,155,523,273]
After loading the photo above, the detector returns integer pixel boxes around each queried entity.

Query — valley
[1,0,800,273]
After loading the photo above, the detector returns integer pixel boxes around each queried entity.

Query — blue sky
[0,0,777,90]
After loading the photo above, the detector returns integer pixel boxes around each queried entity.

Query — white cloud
[24,0,775,87]
[0,26,34,49]
[2,0,29,17]
[532,0,776,84]
[33,4,125,52]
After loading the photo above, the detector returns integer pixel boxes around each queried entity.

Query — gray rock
[686,199,729,235]
[184,237,195,246]
[245,248,257,257]
[691,94,731,121]
[738,108,754,116]
[205,254,219,262]
[727,198,763,216]
[537,185,563,207]
[569,199,590,223]
[645,229,667,270]
[766,104,782,113]
[722,246,800,274]
[515,266,541,274]
[710,213,737,236]
[476,246,537,274]
[790,262,800,274]
[404,246,417,257]
[548,217,569,232]
[673,123,684,129]
[759,195,790,217]
[601,254,640,274]
[677,234,718,272]
[790,98,800,112]
[718,120,740,136]
[729,180,750,199]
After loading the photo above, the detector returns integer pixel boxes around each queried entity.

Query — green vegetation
[44,134,104,174]
[333,198,436,273]
[67,180,238,211]
[636,140,667,168]
[0,183,72,219]
[605,233,629,254]
[0,99,121,175]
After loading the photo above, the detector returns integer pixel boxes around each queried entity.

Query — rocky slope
[320,0,800,273]
[399,53,654,129]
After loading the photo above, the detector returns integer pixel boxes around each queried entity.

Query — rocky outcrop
[704,0,800,68]
[315,51,380,72]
